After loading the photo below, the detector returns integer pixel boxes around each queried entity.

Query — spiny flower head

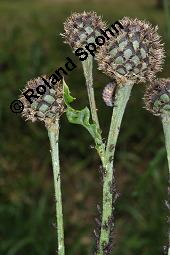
[96,17,164,84]
[144,78,170,116]
[102,81,117,107]
[19,76,64,126]
[62,11,106,50]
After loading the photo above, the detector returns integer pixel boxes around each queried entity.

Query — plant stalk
[47,118,65,255]
[162,114,170,255]
[82,55,100,131]
[97,82,134,255]
[82,55,105,162]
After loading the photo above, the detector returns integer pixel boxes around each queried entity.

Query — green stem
[97,82,134,255]
[82,55,105,162]
[82,55,100,131]
[162,114,170,255]
[47,119,65,255]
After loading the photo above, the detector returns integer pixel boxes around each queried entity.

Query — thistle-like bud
[19,76,64,125]
[62,11,106,50]
[144,78,170,116]
[96,17,164,83]
[102,81,117,107]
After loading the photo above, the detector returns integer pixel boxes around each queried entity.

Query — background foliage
[0,0,170,254]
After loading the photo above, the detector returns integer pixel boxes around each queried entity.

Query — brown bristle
[19,76,64,126]
[96,17,165,84]
[144,78,170,116]
[102,81,117,107]
[62,11,106,50]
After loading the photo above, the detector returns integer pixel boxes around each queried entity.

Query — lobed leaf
[63,80,105,157]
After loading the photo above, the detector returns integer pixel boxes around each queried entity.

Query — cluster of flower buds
[62,12,165,107]
[19,12,165,117]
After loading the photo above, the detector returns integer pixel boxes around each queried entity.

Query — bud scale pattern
[19,76,64,125]
[144,79,170,116]
[62,11,106,50]
[96,17,164,84]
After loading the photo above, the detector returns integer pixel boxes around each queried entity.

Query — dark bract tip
[144,78,170,116]
[19,76,64,125]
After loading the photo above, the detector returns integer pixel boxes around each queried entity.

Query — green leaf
[63,80,105,158]
[63,79,75,105]
[63,80,95,136]
[66,106,97,138]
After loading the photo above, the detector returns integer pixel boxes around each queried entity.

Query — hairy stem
[162,114,170,255]
[82,55,105,162]
[97,82,134,255]
[82,55,100,131]
[47,119,65,255]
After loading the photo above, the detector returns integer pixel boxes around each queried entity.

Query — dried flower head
[19,76,64,125]
[62,11,106,50]
[96,17,164,84]
[144,78,170,116]
[102,81,117,107]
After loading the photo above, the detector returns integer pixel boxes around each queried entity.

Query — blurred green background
[1,0,170,254]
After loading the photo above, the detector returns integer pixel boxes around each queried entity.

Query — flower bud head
[144,79,170,116]
[96,17,164,84]
[19,76,64,125]
[62,11,106,50]
[102,81,117,107]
